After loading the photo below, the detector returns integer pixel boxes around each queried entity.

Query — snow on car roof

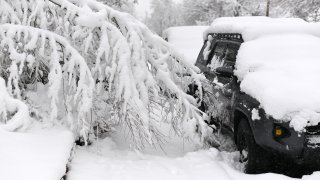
[205,17,320,131]
[163,26,208,64]
[204,16,320,41]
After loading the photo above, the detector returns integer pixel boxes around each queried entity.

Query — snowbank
[163,26,208,64]
[205,17,320,131]
[0,125,74,180]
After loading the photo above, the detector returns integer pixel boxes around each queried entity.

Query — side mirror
[215,67,233,78]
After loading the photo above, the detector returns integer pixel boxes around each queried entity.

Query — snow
[252,108,260,121]
[76,8,107,28]
[0,23,95,136]
[55,0,207,146]
[0,77,29,131]
[67,136,241,180]
[163,26,208,64]
[204,17,320,41]
[307,136,320,146]
[67,134,320,180]
[0,124,74,180]
[205,17,320,131]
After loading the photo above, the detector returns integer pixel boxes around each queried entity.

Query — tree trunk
[266,0,270,17]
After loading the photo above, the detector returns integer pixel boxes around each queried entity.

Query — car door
[202,39,241,129]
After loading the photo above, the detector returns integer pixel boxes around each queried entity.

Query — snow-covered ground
[67,125,320,180]
[0,123,74,180]
[67,134,320,180]
[3,121,320,180]
[67,136,243,180]
[163,26,208,64]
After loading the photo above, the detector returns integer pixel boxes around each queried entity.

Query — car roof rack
[209,33,244,42]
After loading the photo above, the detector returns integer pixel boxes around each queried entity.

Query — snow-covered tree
[99,0,137,15]
[182,0,269,25]
[147,0,183,35]
[275,0,320,22]
[0,0,208,149]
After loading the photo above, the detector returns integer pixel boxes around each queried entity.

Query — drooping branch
[0,24,94,138]
[0,77,30,131]
[0,0,21,24]
[52,0,208,141]
[0,0,209,147]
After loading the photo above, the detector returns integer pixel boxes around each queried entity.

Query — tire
[237,119,271,174]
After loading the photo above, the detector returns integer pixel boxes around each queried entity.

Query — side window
[207,42,226,72]
[195,35,215,69]
[224,43,240,69]
[195,41,207,66]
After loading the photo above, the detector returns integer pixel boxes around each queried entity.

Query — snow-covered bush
[0,0,207,148]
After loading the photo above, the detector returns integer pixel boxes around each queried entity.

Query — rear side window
[195,41,207,66]
[195,36,242,76]
[196,35,214,66]
[224,43,240,69]
[207,42,227,72]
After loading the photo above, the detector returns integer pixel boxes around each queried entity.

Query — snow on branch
[0,24,94,138]
[0,0,21,24]
[0,77,30,131]
[70,0,208,144]
[0,0,209,148]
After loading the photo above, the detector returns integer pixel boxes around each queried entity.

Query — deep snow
[67,131,320,180]
[3,121,320,180]
[0,123,74,180]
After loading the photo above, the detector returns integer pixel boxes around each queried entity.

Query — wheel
[237,119,271,174]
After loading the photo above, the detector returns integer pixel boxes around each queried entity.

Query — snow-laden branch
[0,0,209,147]
[0,24,94,138]
[0,0,21,24]
[0,77,30,131]
[57,0,208,142]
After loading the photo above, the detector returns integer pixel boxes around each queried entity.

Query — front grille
[306,123,320,135]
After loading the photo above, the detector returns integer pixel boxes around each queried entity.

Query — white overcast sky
[135,0,182,20]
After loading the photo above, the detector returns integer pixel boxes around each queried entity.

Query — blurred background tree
[99,0,138,14]
[142,0,320,35]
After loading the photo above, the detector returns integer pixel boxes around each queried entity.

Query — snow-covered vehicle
[192,17,320,173]
[163,26,209,64]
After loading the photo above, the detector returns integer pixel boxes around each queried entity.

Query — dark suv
[192,33,320,174]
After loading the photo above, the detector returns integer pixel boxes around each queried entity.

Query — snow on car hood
[237,34,320,131]
[206,17,320,131]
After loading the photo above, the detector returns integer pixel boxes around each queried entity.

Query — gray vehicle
[190,33,320,174]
